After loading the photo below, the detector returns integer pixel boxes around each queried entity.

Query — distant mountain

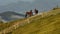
[0,11,25,23]
[0,11,25,16]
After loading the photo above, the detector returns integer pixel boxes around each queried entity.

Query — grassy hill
[11,9,60,34]
[0,9,60,34]
[0,18,25,31]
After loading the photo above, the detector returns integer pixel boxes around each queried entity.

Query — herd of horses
[25,9,38,18]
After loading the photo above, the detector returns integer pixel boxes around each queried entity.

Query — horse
[25,10,33,18]
[34,9,38,14]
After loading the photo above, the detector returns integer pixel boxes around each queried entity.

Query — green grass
[11,9,60,34]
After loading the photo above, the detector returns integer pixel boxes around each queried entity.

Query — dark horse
[34,9,38,14]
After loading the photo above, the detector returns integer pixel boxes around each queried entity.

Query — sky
[0,0,60,13]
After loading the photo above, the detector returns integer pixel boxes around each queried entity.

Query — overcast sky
[0,0,60,13]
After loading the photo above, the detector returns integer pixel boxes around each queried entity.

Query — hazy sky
[0,0,60,13]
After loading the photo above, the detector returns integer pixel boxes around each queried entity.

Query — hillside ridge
[0,9,60,34]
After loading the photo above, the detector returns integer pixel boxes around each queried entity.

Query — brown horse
[25,10,33,18]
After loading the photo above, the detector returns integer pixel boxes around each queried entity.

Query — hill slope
[12,9,60,34]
